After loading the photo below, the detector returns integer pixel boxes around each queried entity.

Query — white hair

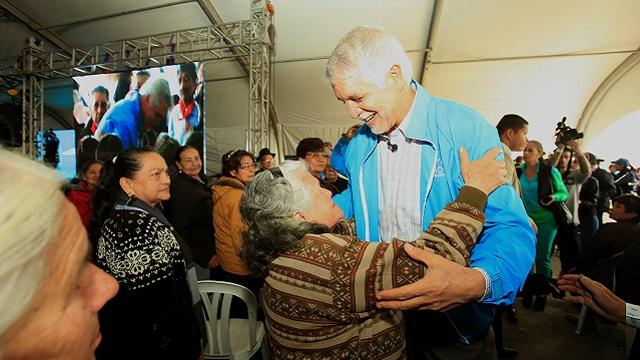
[278,160,313,212]
[325,26,413,88]
[0,148,64,337]
[139,78,172,107]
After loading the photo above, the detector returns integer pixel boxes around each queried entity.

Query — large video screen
[72,62,205,171]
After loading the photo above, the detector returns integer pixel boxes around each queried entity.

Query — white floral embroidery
[126,249,151,274]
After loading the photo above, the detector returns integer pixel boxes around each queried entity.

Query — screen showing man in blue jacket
[326,26,536,359]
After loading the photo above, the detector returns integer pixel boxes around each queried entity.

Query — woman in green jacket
[520,140,568,309]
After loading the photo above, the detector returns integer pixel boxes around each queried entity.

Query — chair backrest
[198,280,259,357]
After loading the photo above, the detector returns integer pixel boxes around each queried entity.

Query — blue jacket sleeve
[450,105,536,304]
[331,135,350,177]
[333,181,354,220]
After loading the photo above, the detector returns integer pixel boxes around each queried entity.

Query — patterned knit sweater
[263,186,487,359]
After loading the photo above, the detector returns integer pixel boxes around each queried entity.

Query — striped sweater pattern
[263,201,485,359]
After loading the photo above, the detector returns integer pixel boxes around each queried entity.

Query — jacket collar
[402,80,435,143]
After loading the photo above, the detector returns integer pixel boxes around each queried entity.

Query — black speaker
[0,103,22,147]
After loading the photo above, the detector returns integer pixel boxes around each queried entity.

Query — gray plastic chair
[198,280,269,359]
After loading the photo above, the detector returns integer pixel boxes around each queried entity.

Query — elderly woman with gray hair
[240,148,507,359]
[0,149,119,359]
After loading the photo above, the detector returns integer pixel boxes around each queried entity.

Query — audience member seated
[559,274,640,358]
[0,149,118,359]
[164,146,217,279]
[91,148,201,359]
[323,164,348,194]
[66,160,103,229]
[210,150,262,300]
[296,137,339,194]
[96,133,124,164]
[256,147,276,172]
[574,194,640,289]
[239,148,505,359]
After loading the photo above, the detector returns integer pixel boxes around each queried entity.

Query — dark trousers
[405,311,497,360]
[492,305,512,352]
[555,224,581,274]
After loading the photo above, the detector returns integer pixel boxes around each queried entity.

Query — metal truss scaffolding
[0,0,272,158]
[248,1,271,154]
[21,46,44,157]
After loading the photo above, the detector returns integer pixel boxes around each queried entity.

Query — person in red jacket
[66,160,102,229]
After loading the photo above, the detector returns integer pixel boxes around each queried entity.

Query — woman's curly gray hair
[240,161,329,277]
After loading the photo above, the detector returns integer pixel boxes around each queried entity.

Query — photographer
[549,139,592,273]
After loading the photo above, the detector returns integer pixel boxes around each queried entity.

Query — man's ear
[230,169,238,178]
[505,128,515,139]
[388,65,402,81]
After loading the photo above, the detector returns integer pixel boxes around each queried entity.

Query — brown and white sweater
[263,186,487,359]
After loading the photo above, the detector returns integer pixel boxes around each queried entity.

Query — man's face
[508,125,528,152]
[140,96,169,130]
[92,92,109,125]
[178,71,196,104]
[302,151,328,177]
[258,154,274,170]
[331,68,405,135]
[295,169,343,228]
[560,151,572,168]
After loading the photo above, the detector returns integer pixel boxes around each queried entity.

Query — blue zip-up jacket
[96,92,142,150]
[332,82,536,343]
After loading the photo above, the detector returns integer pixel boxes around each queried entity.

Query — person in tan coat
[211,149,262,301]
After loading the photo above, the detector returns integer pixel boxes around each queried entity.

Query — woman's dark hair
[89,148,153,246]
[221,149,254,177]
[174,145,198,164]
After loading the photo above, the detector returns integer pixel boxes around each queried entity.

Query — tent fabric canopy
[1,0,639,170]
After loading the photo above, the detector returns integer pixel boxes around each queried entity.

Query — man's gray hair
[240,160,329,277]
[139,78,171,107]
[325,26,413,88]
[0,148,64,336]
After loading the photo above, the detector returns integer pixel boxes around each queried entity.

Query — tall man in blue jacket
[327,26,535,359]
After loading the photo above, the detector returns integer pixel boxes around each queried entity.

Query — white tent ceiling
[1,0,639,170]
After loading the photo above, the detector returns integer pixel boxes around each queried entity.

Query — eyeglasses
[238,163,258,170]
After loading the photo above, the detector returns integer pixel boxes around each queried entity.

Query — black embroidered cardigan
[95,209,200,360]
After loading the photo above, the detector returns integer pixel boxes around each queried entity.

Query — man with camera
[549,138,592,273]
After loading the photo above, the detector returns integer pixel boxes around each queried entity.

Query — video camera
[554,117,583,146]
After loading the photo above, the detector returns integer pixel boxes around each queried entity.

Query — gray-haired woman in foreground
[0,149,119,359]
[240,147,507,359]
